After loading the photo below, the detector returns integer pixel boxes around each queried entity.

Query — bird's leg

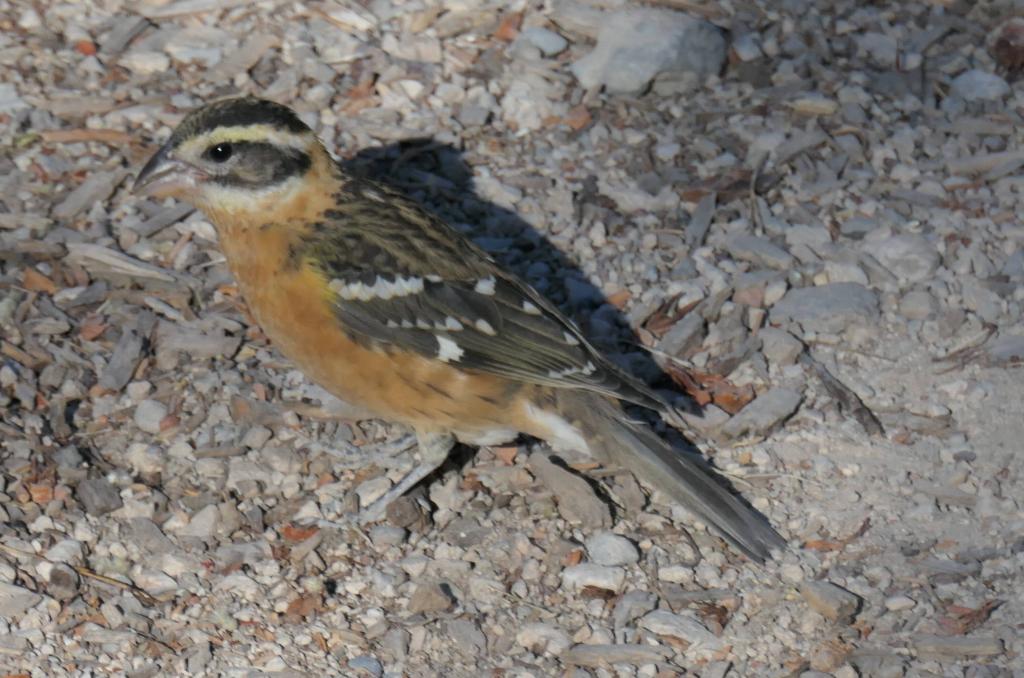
[357,432,418,458]
[357,431,456,524]
[319,432,418,467]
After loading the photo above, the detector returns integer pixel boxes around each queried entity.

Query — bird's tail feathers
[554,392,786,563]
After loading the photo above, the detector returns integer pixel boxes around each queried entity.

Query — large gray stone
[46,564,80,602]
[721,387,802,439]
[519,27,568,57]
[770,283,879,334]
[1002,249,1024,280]
[862,234,939,283]
[0,582,42,617]
[585,532,639,566]
[127,518,177,555]
[76,478,123,516]
[528,452,611,528]
[639,610,723,649]
[657,312,705,357]
[759,327,803,366]
[407,581,454,614]
[985,334,1024,366]
[565,643,671,667]
[612,590,658,630]
[570,9,725,95]
[727,235,795,270]
[950,69,1010,102]
[133,399,167,435]
[899,290,937,320]
[800,581,861,624]
[561,563,625,592]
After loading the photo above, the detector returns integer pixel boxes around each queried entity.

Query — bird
[132,96,785,562]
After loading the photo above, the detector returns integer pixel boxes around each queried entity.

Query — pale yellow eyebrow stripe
[177,124,314,157]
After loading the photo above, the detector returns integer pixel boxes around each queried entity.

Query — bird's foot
[321,432,418,464]
[359,432,418,458]
[357,431,455,524]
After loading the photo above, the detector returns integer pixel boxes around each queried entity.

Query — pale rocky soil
[1,1,1023,677]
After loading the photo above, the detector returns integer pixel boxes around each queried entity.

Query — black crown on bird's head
[169,97,312,146]
[133,97,318,199]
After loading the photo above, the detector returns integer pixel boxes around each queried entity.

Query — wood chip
[133,203,195,238]
[22,268,57,294]
[100,329,145,392]
[41,129,134,145]
[29,95,123,118]
[155,320,242,363]
[914,635,1004,657]
[773,128,828,167]
[564,644,672,667]
[284,593,323,621]
[563,105,592,131]
[0,213,53,232]
[78,315,109,341]
[664,365,755,414]
[686,192,716,248]
[1,241,66,261]
[494,11,523,41]
[803,517,871,552]
[65,243,177,283]
[194,445,246,459]
[789,96,838,116]
[800,581,862,624]
[136,0,253,19]
[937,600,1003,635]
[1,340,47,369]
[947,149,1024,176]
[52,169,131,221]
[281,524,320,542]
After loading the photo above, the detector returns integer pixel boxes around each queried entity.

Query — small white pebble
[658,564,694,584]
[585,532,639,566]
[884,595,916,611]
[779,563,804,584]
[561,564,625,592]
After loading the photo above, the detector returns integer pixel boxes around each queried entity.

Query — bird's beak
[133,142,205,198]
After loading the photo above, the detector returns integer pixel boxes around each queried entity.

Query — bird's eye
[206,143,233,163]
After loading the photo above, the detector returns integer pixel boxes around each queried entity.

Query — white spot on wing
[332,275,424,301]
[522,301,542,315]
[436,335,464,362]
[474,276,496,295]
[563,331,580,346]
[545,361,598,380]
[426,274,443,283]
[524,403,589,453]
[475,319,496,335]
[460,428,517,446]
[443,316,464,331]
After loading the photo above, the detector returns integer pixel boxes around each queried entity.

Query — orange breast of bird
[208,203,529,440]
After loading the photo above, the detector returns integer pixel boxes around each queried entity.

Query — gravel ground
[2,0,1023,676]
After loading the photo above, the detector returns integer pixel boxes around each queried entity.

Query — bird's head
[133,97,325,213]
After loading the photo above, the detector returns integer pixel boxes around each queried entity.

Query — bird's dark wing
[298,176,666,412]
